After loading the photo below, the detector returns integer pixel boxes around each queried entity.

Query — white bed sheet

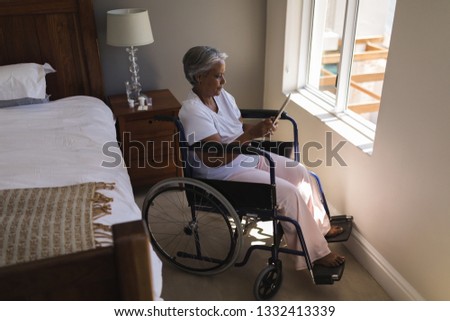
[0,96,163,300]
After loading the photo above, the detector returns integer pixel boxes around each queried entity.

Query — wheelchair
[142,108,353,300]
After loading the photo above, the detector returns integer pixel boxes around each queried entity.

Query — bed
[0,0,163,300]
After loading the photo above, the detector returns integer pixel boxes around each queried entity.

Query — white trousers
[194,152,332,270]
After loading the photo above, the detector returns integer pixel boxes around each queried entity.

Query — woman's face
[196,61,226,97]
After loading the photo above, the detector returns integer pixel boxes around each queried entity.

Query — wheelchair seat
[142,109,353,299]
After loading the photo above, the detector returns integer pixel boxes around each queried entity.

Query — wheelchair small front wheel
[254,264,283,300]
[142,177,243,276]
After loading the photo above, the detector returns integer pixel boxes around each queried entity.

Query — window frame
[296,0,379,142]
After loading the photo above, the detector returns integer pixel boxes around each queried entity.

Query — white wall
[93,0,267,107]
[265,0,450,300]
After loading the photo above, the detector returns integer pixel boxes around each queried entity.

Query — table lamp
[107,8,154,104]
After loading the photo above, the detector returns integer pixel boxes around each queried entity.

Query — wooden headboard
[0,0,104,101]
[0,0,156,301]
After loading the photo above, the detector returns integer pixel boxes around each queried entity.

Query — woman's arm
[197,118,277,167]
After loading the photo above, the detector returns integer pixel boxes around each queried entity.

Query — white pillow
[0,63,55,100]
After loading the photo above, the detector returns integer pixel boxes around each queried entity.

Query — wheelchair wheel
[253,263,283,300]
[143,177,243,275]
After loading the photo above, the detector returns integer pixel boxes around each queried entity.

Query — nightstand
[109,89,182,187]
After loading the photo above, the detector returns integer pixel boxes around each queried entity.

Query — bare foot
[325,225,344,238]
[314,252,345,267]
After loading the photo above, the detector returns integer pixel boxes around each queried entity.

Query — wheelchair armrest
[240,109,299,162]
[190,141,268,157]
[189,141,276,185]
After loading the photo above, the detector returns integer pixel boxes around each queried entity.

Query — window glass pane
[347,0,396,125]
[308,0,346,103]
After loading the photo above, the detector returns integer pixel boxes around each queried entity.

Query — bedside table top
[109,89,181,117]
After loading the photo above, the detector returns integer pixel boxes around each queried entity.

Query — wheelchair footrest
[312,262,345,285]
[326,215,353,243]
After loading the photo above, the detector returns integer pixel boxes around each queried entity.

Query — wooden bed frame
[0,221,154,300]
[0,0,104,101]
[0,0,154,300]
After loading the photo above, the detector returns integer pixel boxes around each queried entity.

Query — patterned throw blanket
[0,182,114,267]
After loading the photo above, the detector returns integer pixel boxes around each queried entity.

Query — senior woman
[178,45,344,269]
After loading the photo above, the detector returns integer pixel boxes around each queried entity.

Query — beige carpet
[134,187,391,301]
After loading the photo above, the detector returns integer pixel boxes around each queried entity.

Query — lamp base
[125,81,141,103]
[125,46,144,102]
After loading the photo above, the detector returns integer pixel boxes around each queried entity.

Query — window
[298,0,397,130]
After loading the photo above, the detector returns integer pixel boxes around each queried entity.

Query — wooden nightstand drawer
[122,138,174,163]
[125,150,175,172]
[121,117,175,139]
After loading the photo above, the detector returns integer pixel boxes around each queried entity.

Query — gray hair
[183,46,228,86]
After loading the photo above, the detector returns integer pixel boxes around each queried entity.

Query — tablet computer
[273,93,291,124]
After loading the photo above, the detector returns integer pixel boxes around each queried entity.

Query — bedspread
[0,96,163,299]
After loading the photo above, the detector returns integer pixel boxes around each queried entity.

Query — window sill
[291,90,374,155]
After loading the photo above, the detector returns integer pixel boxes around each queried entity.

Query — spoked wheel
[142,177,243,275]
[254,263,283,300]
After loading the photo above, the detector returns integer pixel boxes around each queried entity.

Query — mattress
[0,96,163,299]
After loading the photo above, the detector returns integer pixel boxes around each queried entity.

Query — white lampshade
[106,8,154,47]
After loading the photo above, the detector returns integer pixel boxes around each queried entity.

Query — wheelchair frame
[142,109,353,300]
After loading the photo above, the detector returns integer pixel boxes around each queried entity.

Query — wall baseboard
[344,228,424,300]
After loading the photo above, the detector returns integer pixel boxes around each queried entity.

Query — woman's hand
[247,118,278,139]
